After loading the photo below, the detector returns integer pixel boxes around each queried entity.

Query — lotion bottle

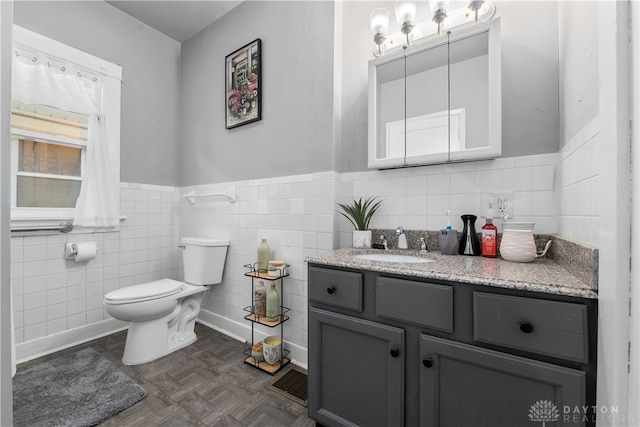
[266,283,280,321]
[481,212,498,258]
[257,237,270,272]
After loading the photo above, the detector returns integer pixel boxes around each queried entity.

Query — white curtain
[11,44,119,227]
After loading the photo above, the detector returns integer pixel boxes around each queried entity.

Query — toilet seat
[105,279,184,304]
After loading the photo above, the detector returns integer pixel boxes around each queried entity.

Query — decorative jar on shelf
[263,336,281,365]
[253,280,266,318]
[268,260,286,277]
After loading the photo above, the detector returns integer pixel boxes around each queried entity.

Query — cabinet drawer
[376,277,453,332]
[309,267,363,312]
[473,292,588,363]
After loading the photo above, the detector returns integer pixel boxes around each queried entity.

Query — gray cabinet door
[309,307,405,427]
[419,335,585,427]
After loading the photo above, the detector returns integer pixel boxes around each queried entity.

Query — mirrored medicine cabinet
[368,19,501,169]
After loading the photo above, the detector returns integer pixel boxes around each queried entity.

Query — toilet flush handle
[178,245,186,250]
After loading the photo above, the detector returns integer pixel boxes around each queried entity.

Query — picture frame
[225,38,262,129]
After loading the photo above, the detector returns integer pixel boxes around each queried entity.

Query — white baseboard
[197,308,308,370]
[15,310,309,370]
[16,318,128,364]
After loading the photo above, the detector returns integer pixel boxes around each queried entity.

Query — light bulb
[370,8,390,36]
[394,1,416,26]
[430,0,451,20]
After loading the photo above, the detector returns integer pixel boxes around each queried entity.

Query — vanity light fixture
[395,1,417,46]
[369,0,495,56]
[468,0,486,22]
[429,0,450,35]
[370,8,390,57]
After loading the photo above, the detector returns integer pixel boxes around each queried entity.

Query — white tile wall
[178,172,338,353]
[338,153,559,247]
[11,150,598,361]
[557,117,600,246]
[11,182,180,345]
[177,154,562,360]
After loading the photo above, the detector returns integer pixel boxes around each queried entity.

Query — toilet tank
[181,237,229,285]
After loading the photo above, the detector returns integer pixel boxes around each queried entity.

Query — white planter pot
[352,230,372,249]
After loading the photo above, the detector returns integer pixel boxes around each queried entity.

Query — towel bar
[11,222,73,233]
[183,187,236,203]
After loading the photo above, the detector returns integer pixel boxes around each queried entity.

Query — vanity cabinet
[307,266,405,426]
[308,308,405,426]
[420,335,585,427]
[307,264,597,427]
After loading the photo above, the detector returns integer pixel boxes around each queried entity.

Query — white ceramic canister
[263,336,282,365]
[267,260,286,277]
[499,222,537,263]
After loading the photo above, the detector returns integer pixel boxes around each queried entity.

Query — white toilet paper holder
[64,243,76,260]
[64,242,97,261]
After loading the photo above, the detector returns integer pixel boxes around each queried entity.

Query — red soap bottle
[482,216,497,258]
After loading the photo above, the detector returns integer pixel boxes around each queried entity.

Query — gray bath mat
[13,347,146,427]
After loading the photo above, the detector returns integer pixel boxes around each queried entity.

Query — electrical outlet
[481,192,513,219]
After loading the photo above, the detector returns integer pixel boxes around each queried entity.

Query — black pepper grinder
[458,214,481,256]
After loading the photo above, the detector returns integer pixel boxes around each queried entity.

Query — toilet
[104,237,229,365]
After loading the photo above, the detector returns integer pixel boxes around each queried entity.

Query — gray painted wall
[13,1,182,186]
[179,1,335,186]
[336,1,560,173]
[558,1,598,148]
[12,1,562,185]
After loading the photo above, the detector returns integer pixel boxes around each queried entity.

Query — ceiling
[106,1,243,43]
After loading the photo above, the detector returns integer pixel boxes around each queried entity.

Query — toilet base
[123,330,198,365]
[121,292,204,365]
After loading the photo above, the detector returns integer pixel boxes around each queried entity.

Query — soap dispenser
[458,214,481,256]
[481,211,498,258]
[438,210,459,255]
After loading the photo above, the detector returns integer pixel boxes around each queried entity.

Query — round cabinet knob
[326,286,336,294]
[519,320,534,333]
[422,355,433,368]
[390,347,400,358]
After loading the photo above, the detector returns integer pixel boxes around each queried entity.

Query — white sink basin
[353,253,434,263]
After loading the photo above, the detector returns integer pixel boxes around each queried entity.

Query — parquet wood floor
[16,323,314,426]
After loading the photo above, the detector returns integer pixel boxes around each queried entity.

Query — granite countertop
[307,248,598,299]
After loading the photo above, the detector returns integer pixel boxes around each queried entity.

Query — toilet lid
[104,279,184,303]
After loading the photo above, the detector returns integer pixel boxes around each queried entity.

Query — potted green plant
[337,196,383,248]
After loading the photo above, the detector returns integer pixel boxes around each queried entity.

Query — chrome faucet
[379,235,388,250]
[396,226,408,250]
[419,237,428,253]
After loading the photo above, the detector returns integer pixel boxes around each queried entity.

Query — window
[11,26,121,229]
[11,101,87,211]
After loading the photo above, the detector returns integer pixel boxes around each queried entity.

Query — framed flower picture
[225,38,262,129]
